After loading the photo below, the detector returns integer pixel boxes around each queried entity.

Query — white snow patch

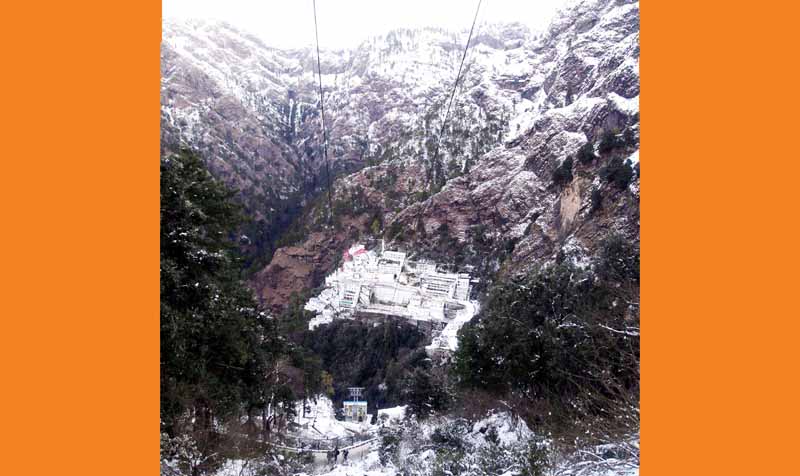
[293,396,372,440]
[469,412,534,446]
[377,405,407,423]
[627,149,639,165]
[426,300,480,352]
[608,92,639,115]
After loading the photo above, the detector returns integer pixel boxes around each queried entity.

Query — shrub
[431,419,469,451]
[591,189,603,213]
[405,368,450,420]
[552,156,574,187]
[453,236,640,431]
[600,157,634,189]
[472,224,489,249]
[596,233,640,286]
[520,440,550,476]
[622,127,637,147]
[370,215,382,236]
[504,237,519,255]
[598,129,621,154]
[387,220,405,241]
[379,425,404,466]
[577,142,595,165]
[437,222,450,239]
[415,216,427,237]
[414,190,430,203]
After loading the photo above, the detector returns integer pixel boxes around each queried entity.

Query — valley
[160,1,640,475]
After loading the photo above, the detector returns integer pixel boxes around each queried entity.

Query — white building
[305,243,476,350]
[342,400,368,423]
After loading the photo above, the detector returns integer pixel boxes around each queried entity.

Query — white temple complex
[304,241,478,352]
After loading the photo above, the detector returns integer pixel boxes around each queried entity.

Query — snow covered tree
[405,368,449,420]
[453,234,640,442]
[160,150,287,463]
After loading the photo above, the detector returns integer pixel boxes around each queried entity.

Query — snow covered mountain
[161,18,530,257]
[247,0,640,309]
[161,0,639,308]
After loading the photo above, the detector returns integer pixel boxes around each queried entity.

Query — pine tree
[406,368,448,419]
[598,129,621,154]
[160,150,285,440]
[591,188,603,213]
[577,142,595,165]
[600,157,634,189]
[453,237,640,432]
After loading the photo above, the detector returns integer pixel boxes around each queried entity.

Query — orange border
[2,1,799,475]
[0,1,160,474]
[642,1,800,474]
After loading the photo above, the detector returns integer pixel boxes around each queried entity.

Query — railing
[278,433,374,452]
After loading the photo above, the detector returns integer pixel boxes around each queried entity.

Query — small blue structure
[343,387,367,422]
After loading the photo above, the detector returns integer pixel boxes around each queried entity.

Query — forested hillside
[161,152,302,475]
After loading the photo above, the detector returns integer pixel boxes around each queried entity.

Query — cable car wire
[313,0,334,223]
[429,0,483,188]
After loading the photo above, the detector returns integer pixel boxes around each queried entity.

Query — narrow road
[309,439,378,473]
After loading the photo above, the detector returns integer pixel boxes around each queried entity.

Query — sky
[162,0,570,49]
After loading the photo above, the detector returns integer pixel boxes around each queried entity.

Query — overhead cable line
[428,0,483,188]
[313,0,334,224]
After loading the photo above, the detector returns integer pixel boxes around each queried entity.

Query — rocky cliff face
[162,19,525,262]
[162,0,640,311]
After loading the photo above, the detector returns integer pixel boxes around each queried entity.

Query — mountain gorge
[235,0,639,310]
[160,1,640,474]
[161,18,523,268]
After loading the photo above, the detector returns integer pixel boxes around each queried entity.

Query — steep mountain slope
[251,0,640,310]
[161,19,528,264]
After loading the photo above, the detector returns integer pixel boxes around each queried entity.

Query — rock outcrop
[250,0,640,310]
[161,0,641,310]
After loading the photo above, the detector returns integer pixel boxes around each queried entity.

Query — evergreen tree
[598,129,621,154]
[552,157,574,187]
[600,157,634,189]
[453,235,640,430]
[370,214,382,236]
[406,368,449,419]
[160,150,285,441]
[577,142,595,165]
[622,127,637,147]
[591,188,603,213]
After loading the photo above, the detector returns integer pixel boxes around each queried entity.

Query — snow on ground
[297,449,393,476]
[627,149,639,166]
[468,411,534,446]
[561,235,591,270]
[377,405,406,424]
[507,89,547,142]
[293,396,372,440]
[608,92,639,115]
[212,408,638,476]
[426,300,480,352]
[627,149,640,196]
[308,312,333,331]
[214,459,251,476]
